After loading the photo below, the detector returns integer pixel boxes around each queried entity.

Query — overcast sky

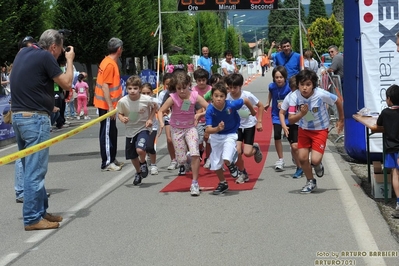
[301,0,333,4]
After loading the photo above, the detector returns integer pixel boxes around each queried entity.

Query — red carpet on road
[160,113,272,193]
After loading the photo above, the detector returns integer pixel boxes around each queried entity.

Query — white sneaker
[203,158,211,169]
[84,116,91,120]
[64,120,71,125]
[76,116,80,120]
[167,160,178,170]
[274,159,285,172]
[190,183,200,196]
[150,165,158,175]
[101,162,121,172]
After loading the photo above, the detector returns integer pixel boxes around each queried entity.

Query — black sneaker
[133,173,142,186]
[213,182,228,195]
[227,163,239,178]
[140,162,148,178]
[178,165,186,176]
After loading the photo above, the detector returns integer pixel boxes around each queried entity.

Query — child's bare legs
[392,168,399,214]
[165,125,177,169]
[191,156,200,181]
[275,139,284,159]
[215,168,225,182]
[165,125,175,160]
[236,141,244,170]
[149,153,156,165]
[291,142,301,167]
[298,148,312,180]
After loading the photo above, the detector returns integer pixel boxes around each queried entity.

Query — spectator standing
[175,60,185,71]
[11,29,75,230]
[187,61,194,81]
[270,39,301,78]
[268,41,281,67]
[304,50,319,73]
[324,45,344,90]
[198,46,213,76]
[1,63,9,95]
[166,62,174,73]
[261,53,270,76]
[221,50,238,76]
[376,85,399,218]
[94,37,124,172]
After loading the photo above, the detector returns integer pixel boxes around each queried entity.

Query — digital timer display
[178,0,278,11]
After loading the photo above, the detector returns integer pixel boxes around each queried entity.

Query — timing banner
[359,0,399,152]
[178,0,278,11]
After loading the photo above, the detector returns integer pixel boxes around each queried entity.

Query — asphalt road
[0,70,398,266]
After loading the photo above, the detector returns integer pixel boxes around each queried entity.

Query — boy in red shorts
[287,70,344,193]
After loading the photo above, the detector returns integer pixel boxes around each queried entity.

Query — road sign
[177,0,278,11]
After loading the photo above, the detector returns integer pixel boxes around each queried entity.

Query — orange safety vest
[94,56,122,110]
[261,56,270,67]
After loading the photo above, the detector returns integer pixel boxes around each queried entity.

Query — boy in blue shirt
[205,82,256,195]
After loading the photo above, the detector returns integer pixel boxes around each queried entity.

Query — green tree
[307,14,343,55]
[332,0,344,26]
[53,0,122,103]
[0,0,47,63]
[192,12,224,58]
[307,0,327,24]
[226,27,239,57]
[267,0,285,43]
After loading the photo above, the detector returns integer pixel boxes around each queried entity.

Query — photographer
[11,29,75,231]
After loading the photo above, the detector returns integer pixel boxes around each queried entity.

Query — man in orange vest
[261,53,270,76]
[94,37,124,171]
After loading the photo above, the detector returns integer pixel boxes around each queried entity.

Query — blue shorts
[384,152,399,169]
[125,130,150,160]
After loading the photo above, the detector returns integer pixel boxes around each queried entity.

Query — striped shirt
[288,88,337,130]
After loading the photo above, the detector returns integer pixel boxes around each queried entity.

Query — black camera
[57,29,72,64]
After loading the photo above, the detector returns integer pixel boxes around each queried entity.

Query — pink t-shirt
[187,63,194,73]
[75,81,89,97]
[169,91,198,128]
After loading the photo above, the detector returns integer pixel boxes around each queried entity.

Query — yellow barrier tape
[0,109,117,166]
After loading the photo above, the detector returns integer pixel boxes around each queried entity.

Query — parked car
[321,53,332,68]
[234,58,248,66]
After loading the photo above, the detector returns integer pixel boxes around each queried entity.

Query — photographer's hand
[64,46,75,62]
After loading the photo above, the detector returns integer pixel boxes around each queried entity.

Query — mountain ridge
[229,4,333,42]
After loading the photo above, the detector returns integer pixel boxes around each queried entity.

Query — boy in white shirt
[117,76,157,186]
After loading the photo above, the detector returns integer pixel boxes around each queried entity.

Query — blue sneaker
[292,168,303,179]
[300,179,317,193]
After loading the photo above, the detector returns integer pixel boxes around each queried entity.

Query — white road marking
[324,152,386,266]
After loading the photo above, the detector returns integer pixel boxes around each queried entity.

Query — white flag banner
[359,1,399,152]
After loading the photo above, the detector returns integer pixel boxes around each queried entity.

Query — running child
[225,73,264,184]
[376,84,399,218]
[192,68,212,167]
[141,83,159,175]
[205,82,257,194]
[279,75,303,178]
[265,66,292,172]
[117,76,157,185]
[288,69,344,193]
[74,73,90,120]
[157,71,209,196]
[158,73,178,170]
